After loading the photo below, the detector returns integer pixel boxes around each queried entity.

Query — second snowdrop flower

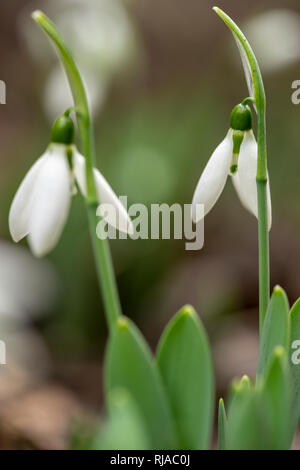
[191,102,272,230]
[9,114,133,257]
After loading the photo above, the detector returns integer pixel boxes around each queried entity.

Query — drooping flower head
[9,113,133,257]
[191,102,272,230]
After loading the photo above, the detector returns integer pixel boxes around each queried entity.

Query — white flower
[43,65,108,121]
[243,9,300,74]
[9,143,134,257]
[191,129,272,230]
[0,240,57,318]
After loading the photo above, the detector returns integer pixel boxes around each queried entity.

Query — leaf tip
[232,375,250,393]
[240,375,250,387]
[219,397,224,406]
[109,387,130,408]
[181,304,196,317]
[273,284,284,295]
[116,316,129,331]
[212,6,225,19]
[274,345,285,358]
[31,10,44,23]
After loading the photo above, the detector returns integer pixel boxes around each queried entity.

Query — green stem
[214,7,270,336]
[241,97,255,106]
[87,203,121,329]
[32,10,122,331]
[256,110,270,336]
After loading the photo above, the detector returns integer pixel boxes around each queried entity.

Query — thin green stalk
[256,110,270,335]
[218,398,227,450]
[32,10,122,331]
[214,7,270,336]
[87,204,122,329]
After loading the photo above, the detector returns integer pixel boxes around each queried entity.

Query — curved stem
[241,97,255,106]
[32,10,122,331]
[214,7,270,336]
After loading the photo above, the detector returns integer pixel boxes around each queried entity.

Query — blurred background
[1,0,300,449]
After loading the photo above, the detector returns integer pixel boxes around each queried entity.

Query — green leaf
[227,350,292,450]
[261,347,292,450]
[226,375,277,450]
[156,305,214,449]
[226,376,261,450]
[257,286,289,376]
[218,398,227,450]
[91,388,151,450]
[105,316,176,449]
[289,298,300,433]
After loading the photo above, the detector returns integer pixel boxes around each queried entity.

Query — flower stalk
[213,7,270,336]
[32,10,122,331]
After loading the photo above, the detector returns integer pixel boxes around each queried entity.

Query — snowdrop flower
[9,114,133,257]
[191,103,272,230]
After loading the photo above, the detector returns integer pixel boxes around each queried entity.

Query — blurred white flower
[242,9,300,73]
[0,241,54,396]
[0,315,51,394]
[0,240,57,319]
[19,0,141,119]
[43,66,108,121]
[9,142,133,257]
[54,0,139,77]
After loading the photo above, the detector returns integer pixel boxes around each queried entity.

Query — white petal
[73,151,134,235]
[191,130,233,222]
[28,145,72,257]
[231,171,251,212]
[234,130,272,230]
[9,154,47,242]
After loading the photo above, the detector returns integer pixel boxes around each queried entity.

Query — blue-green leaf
[289,298,300,433]
[257,286,289,376]
[226,376,261,450]
[227,349,292,450]
[156,305,214,449]
[105,316,176,449]
[261,346,292,449]
[218,398,227,450]
[91,388,151,450]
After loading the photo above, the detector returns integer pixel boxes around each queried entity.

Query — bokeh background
[1,0,300,449]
